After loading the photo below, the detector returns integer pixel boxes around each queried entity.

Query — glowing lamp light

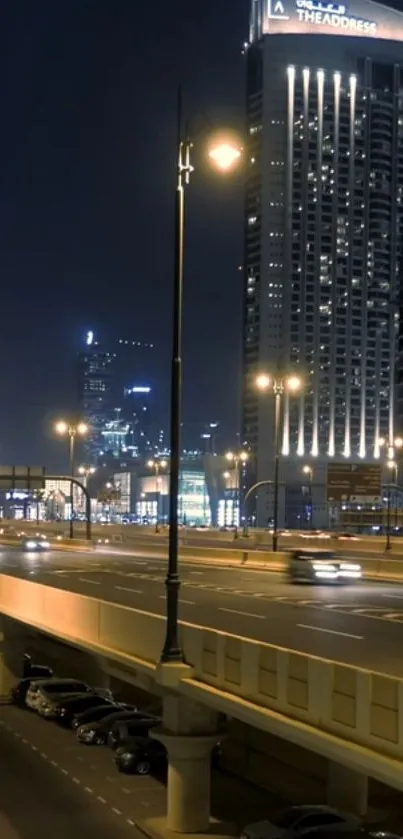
[256,374,271,391]
[286,375,303,393]
[77,422,88,436]
[55,421,68,435]
[208,141,242,171]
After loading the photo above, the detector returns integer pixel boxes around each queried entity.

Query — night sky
[0,1,246,470]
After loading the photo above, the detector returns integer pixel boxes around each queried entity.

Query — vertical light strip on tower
[311,68,324,457]
[283,64,295,456]
[343,73,356,458]
[328,70,341,457]
[297,66,310,457]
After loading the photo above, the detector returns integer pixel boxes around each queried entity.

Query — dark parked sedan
[114,737,222,775]
[115,737,167,775]
[56,694,115,727]
[107,715,160,750]
[12,677,47,707]
[71,704,121,730]
[76,708,143,745]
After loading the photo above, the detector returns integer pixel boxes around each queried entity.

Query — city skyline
[0,0,245,470]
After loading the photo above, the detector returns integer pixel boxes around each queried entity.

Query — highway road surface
[0,705,279,836]
[2,547,403,675]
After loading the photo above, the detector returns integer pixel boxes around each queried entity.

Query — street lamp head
[387,459,397,469]
[78,466,85,475]
[378,437,386,447]
[147,459,155,468]
[105,481,113,489]
[286,374,303,393]
[160,459,168,468]
[223,471,231,479]
[208,138,242,172]
[77,422,88,436]
[225,451,234,462]
[239,452,248,463]
[302,464,312,475]
[256,373,271,391]
[395,437,403,449]
[55,420,68,435]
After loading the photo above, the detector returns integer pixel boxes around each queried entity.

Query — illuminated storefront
[250,0,403,42]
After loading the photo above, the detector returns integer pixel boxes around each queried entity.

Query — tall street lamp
[55,420,88,539]
[161,89,242,663]
[379,436,403,550]
[256,373,303,551]
[302,465,314,530]
[225,451,248,536]
[147,459,168,533]
[78,465,96,487]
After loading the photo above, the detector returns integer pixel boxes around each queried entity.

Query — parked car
[54,694,116,727]
[287,550,362,584]
[12,677,48,707]
[23,654,53,680]
[240,806,360,839]
[107,714,160,750]
[114,736,222,776]
[76,708,143,745]
[26,678,112,715]
[115,737,167,775]
[71,703,134,730]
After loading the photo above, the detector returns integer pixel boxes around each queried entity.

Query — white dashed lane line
[297,623,364,640]
[79,577,100,585]
[115,586,143,594]
[0,722,139,827]
[159,595,196,606]
[219,607,266,620]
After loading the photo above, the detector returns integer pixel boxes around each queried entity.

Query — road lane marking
[219,607,266,620]
[72,777,80,784]
[98,796,107,804]
[115,585,143,594]
[159,595,196,605]
[79,577,100,585]
[190,571,203,575]
[127,819,135,826]
[61,768,68,775]
[297,623,364,640]
[112,807,122,816]
[382,593,403,600]
[84,786,93,794]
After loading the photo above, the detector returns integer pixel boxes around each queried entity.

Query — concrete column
[327,760,368,816]
[154,728,219,832]
[0,616,26,699]
[151,694,222,833]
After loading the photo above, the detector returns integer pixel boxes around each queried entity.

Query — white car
[22,535,50,551]
[26,678,112,715]
[241,805,360,839]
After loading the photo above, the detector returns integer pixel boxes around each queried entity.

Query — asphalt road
[0,705,281,835]
[3,547,403,675]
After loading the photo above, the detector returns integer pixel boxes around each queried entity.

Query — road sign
[327,463,382,503]
[0,466,46,491]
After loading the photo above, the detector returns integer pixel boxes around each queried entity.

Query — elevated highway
[1,564,403,828]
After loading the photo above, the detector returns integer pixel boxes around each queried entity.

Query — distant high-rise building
[77,331,155,463]
[243,0,403,524]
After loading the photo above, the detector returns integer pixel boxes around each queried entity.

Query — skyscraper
[243,0,403,524]
[77,331,155,463]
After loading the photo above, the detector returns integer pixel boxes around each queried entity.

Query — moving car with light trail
[287,550,362,584]
[21,534,50,551]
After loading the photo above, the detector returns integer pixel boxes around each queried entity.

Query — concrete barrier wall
[2,573,403,777]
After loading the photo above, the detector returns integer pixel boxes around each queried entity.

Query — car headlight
[313,563,336,572]
[39,541,50,549]
[25,540,38,550]
[340,563,361,571]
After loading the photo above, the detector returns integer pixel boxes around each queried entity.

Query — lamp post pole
[160,90,242,663]
[69,431,75,540]
[161,89,189,663]
[272,386,282,553]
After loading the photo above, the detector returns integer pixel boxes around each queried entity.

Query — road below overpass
[2,546,403,676]
[0,705,279,837]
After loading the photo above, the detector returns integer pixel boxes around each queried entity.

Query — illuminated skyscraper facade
[243,0,403,522]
